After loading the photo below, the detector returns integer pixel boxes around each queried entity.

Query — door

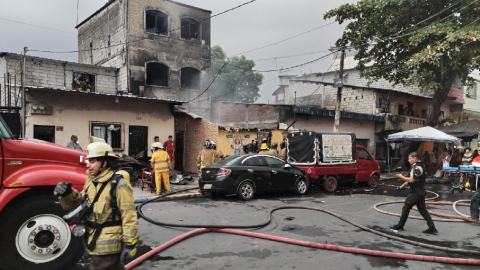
[265,156,293,190]
[356,146,375,182]
[33,125,55,143]
[242,156,271,191]
[128,126,148,157]
[174,131,184,171]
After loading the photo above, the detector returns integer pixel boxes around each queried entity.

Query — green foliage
[211,46,264,103]
[389,114,404,126]
[324,0,480,125]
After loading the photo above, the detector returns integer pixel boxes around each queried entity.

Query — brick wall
[211,102,281,129]
[175,113,218,173]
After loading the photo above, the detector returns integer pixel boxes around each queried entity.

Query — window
[146,63,169,87]
[181,67,200,89]
[243,156,267,166]
[467,83,477,100]
[180,18,200,40]
[277,92,285,101]
[34,125,55,143]
[73,72,95,92]
[146,10,168,35]
[265,157,285,168]
[357,148,372,160]
[356,139,369,148]
[379,98,388,113]
[91,122,122,150]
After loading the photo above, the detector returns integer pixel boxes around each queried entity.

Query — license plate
[204,184,212,190]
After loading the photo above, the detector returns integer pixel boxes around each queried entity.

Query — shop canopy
[388,126,461,145]
[437,119,480,139]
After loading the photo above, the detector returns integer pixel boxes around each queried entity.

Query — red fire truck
[0,117,87,270]
[287,132,380,192]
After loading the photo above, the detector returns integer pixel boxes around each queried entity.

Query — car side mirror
[284,164,292,170]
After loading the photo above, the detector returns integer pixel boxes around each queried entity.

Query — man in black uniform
[390,152,438,234]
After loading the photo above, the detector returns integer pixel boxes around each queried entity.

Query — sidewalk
[132,176,204,203]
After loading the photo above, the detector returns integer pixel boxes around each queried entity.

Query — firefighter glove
[120,243,137,265]
[54,182,73,198]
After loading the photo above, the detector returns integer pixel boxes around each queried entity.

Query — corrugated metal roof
[295,106,386,122]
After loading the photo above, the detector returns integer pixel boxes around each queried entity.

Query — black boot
[423,227,438,234]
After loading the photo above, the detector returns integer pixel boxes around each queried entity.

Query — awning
[295,106,386,122]
[388,126,461,145]
[438,119,480,139]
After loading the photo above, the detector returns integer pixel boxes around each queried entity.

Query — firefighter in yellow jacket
[197,140,224,174]
[54,142,138,269]
[151,142,171,195]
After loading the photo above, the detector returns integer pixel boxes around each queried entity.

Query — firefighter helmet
[153,142,164,149]
[86,142,117,159]
[260,143,269,150]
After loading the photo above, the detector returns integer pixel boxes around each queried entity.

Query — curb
[135,192,205,203]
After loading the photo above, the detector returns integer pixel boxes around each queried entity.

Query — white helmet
[86,142,117,159]
[153,142,164,149]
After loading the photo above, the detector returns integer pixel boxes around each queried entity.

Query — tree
[325,0,480,167]
[210,46,264,103]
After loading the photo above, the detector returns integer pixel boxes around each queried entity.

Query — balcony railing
[385,115,426,131]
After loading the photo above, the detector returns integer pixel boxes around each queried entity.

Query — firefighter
[279,141,287,161]
[269,142,279,157]
[54,142,138,269]
[197,140,223,174]
[259,143,270,154]
[211,141,228,162]
[244,139,258,154]
[151,142,171,195]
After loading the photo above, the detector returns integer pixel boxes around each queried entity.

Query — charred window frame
[181,67,200,89]
[146,62,170,87]
[145,10,169,36]
[180,17,200,40]
[73,72,96,92]
[90,122,124,150]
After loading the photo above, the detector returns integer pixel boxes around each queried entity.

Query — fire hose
[123,187,480,269]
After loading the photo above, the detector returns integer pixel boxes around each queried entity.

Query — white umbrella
[388,126,461,145]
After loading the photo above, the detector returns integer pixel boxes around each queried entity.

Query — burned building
[76,0,212,119]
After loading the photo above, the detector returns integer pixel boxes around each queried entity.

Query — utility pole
[333,32,347,132]
[21,47,27,138]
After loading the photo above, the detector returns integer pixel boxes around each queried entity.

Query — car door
[264,156,294,190]
[242,156,271,191]
[356,146,374,182]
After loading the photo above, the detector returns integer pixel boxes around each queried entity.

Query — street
[126,179,480,270]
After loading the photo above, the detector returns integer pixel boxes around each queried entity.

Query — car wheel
[237,182,255,201]
[294,178,309,195]
[0,195,84,270]
[323,176,338,193]
[368,175,379,188]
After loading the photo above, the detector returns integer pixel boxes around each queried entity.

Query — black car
[199,154,310,200]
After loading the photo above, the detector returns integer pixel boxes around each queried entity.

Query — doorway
[128,126,148,157]
[174,131,184,171]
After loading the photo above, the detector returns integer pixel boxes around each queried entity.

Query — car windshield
[0,115,13,139]
[214,156,243,166]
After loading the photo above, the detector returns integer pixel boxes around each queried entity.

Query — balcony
[385,115,426,131]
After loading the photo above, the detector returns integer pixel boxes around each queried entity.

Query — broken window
[91,122,123,150]
[73,72,95,92]
[146,10,168,35]
[146,63,169,87]
[180,18,200,40]
[181,67,200,89]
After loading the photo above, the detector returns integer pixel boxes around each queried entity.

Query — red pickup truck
[287,132,380,192]
[0,116,87,270]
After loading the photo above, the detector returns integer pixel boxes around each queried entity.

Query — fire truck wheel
[323,176,338,193]
[368,175,379,188]
[0,195,84,270]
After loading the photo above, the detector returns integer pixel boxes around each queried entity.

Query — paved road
[127,180,480,270]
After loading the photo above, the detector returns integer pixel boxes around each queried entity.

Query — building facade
[76,0,212,119]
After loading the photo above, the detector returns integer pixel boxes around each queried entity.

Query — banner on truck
[322,134,353,162]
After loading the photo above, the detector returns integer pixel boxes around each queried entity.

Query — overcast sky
[0,0,355,103]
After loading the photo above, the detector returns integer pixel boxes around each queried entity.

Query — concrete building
[463,70,480,121]
[76,0,212,119]
[0,52,180,156]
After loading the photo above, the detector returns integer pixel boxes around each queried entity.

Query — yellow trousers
[155,171,170,194]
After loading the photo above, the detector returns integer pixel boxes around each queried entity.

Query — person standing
[259,143,270,154]
[197,140,223,174]
[228,135,249,156]
[66,135,83,151]
[151,142,171,195]
[151,136,160,153]
[269,143,279,157]
[164,135,176,169]
[279,141,287,162]
[431,147,438,170]
[54,142,138,269]
[470,177,480,220]
[390,152,438,234]
[443,150,452,179]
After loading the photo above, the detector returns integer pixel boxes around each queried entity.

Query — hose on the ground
[453,199,473,218]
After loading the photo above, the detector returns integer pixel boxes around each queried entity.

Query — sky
[0,0,355,103]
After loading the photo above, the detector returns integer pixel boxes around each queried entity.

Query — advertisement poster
[322,134,353,162]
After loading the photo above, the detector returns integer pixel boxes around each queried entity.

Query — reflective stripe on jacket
[151,150,170,172]
[197,148,222,169]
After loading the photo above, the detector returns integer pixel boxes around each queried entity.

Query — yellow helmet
[153,142,164,149]
[466,182,471,189]
[86,142,117,159]
[260,143,269,150]
[116,170,131,183]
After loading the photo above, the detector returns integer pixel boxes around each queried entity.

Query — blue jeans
[471,192,480,218]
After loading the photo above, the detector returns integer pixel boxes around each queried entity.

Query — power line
[0,17,76,35]
[252,50,331,62]
[29,0,259,54]
[230,21,336,57]
[188,63,228,103]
